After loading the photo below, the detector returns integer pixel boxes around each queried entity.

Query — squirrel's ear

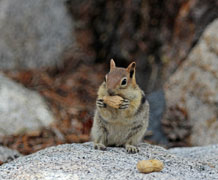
[127,62,136,78]
[110,59,116,70]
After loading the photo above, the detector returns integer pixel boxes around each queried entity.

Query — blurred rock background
[163,19,218,146]
[0,0,217,164]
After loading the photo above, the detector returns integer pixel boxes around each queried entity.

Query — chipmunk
[91,59,149,153]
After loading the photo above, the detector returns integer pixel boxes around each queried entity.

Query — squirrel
[91,59,149,153]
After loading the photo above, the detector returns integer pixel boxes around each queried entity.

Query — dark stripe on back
[131,124,142,131]
[127,124,143,139]
[135,93,146,115]
[98,113,108,144]
[141,93,146,104]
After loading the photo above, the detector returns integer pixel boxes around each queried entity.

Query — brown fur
[91,59,150,153]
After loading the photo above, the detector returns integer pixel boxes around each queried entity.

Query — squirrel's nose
[107,89,115,96]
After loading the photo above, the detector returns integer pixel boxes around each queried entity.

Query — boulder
[163,19,218,146]
[0,146,22,164]
[0,0,74,69]
[0,73,55,136]
[0,142,217,180]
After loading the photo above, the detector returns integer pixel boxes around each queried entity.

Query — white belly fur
[106,122,132,146]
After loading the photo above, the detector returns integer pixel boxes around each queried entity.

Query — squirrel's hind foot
[125,144,139,153]
[94,143,107,151]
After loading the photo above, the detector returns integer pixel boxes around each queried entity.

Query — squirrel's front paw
[94,143,107,150]
[96,99,107,108]
[119,99,130,109]
[125,144,139,153]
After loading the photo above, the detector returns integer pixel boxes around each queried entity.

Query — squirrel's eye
[121,78,127,86]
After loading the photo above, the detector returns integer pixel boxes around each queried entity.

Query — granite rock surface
[0,142,217,180]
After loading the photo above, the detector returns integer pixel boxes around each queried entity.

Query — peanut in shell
[103,95,123,109]
[137,159,164,173]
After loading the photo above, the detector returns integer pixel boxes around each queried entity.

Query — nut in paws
[103,95,123,109]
